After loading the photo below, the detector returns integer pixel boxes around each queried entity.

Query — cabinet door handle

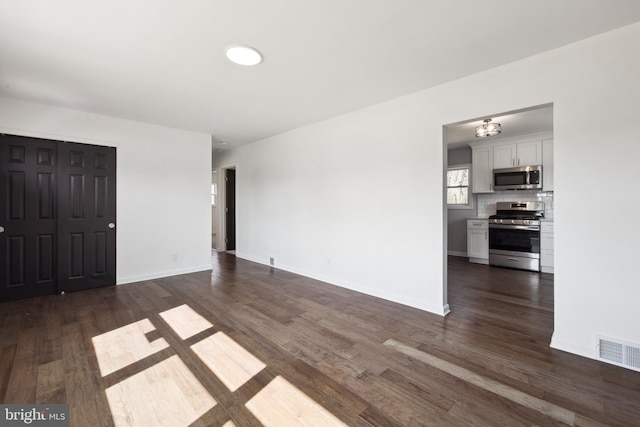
[485,231,487,239]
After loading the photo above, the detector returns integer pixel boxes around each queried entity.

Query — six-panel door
[0,136,58,300]
[0,135,116,301]
[58,141,116,292]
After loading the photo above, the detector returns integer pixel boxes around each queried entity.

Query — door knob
[108,223,115,229]
[0,226,4,233]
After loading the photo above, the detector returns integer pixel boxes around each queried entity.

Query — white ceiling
[1,1,640,151]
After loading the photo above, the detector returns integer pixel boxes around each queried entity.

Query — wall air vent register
[597,335,640,372]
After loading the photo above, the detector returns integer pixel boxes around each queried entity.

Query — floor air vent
[597,336,640,372]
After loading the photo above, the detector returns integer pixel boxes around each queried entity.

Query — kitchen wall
[447,146,476,256]
[0,97,212,284]
[213,21,640,362]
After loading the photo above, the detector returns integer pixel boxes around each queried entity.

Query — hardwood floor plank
[4,327,39,403]
[0,343,17,401]
[378,368,455,411]
[358,404,402,427]
[353,370,458,427]
[36,359,65,403]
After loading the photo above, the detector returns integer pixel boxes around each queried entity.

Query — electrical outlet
[269,256,275,266]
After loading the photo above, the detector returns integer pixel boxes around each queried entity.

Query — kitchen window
[447,164,472,209]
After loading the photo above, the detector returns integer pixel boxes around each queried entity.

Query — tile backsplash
[477,191,553,219]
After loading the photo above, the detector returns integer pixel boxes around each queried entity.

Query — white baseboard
[448,251,467,257]
[117,264,213,285]
[550,333,595,361]
[236,252,450,316]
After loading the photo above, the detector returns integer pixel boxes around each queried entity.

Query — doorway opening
[211,170,217,250]
[216,166,237,255]
[442,104,554,323]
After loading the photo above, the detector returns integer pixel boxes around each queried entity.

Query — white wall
[215,101,445,313]
[0,97,212,284]
[214,22,640,361]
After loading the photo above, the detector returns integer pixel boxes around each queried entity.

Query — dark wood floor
[1,253,639,426]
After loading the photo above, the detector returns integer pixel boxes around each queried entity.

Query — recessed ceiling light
[225,45,263,66]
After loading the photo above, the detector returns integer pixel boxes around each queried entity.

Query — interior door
[58,142,116,292]
[1,135,116,301]
[225,169,236,251]
[0,135,58,300]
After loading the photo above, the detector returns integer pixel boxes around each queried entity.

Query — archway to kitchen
[442,104,555,338]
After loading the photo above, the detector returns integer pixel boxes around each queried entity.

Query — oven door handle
[489,224,540,231]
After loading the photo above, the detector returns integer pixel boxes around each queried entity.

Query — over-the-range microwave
[493,165,542,190]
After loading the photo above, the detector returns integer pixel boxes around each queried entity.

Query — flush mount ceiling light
[475,118,502,138]
[225,45,263,66]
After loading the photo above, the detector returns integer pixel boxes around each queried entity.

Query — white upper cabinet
[471,145,493,193]
[517,140,543,166]
[493,144,516,169]
[493,140,542,169]
[468,133,552,194]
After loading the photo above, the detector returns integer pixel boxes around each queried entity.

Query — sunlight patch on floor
[94,304,345,426]
[191,331,266,392]
[159,304,214,340]
[92,319,169,376]
[246,375,348,427]
[105,355,217,427]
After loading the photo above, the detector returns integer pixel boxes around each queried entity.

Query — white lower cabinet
[467,219,489,264]
[540,221,554,273]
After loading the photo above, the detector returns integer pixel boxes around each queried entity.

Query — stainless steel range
[489,201,544,272]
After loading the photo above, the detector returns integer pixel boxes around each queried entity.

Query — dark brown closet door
[0,135,58,300]
[57,142,116,292]
[1,136,116,300]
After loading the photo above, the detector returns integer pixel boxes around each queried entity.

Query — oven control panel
[490,218,540,226]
